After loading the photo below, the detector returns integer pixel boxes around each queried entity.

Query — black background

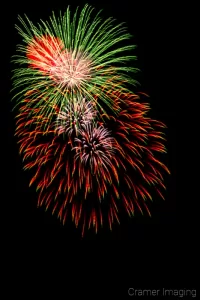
[3,0,195,295]
[4,0,176,240]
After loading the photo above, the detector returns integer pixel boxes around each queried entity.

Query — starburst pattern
[55,97,96,137]
[27,35,92,88]
[49,50,92,88]
[11,4,138,128]
[74,123,115,175]
[15,92,169,236]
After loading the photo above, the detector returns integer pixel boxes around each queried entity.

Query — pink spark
[55,98,96,137]
[74,123,115,174]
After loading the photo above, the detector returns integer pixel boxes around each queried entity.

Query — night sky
[3,0,198,296]
[4,0,177,241]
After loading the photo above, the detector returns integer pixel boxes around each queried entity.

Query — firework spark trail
[14,91,170,236]
[26,35,64,73]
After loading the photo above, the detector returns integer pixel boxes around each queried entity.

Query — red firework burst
[15,92,170,236]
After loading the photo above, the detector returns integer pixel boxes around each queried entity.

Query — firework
[74,123,115,175]
[26,35,64,73]
[55,97,96,137]
[12,5,170,237]
[11,4,138,127]
[27,36,92,87]
[15,92,170,236]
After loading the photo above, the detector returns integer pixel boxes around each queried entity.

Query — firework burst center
[50,51,91,88]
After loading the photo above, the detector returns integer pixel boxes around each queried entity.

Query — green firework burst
[11,4,139,128]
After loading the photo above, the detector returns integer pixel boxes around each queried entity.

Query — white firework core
[50,50,92,88]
